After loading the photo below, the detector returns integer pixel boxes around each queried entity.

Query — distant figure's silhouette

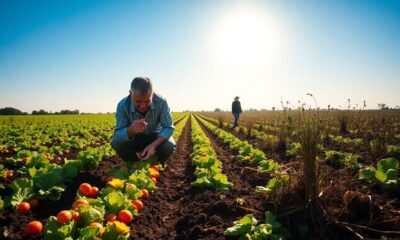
[231,96,242,128]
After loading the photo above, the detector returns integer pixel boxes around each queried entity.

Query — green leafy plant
[224,211,290,239]
[359,158,398,185]
[190,115,233,190]
[44,216,77,240]
[286,142,301,157]
[256,172,289,195]
[325,150,361,169]
[102,221,130,240]
[387,145,400,157]
[104,191,134,214]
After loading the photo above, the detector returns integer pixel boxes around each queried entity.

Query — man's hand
[127,119,148,137]
[140,143,157,160]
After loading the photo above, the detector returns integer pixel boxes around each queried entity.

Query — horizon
[1,0,399,113]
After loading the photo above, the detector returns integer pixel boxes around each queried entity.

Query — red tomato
[90,186,99,198]
[132,200,144,212]
[89,222,103,229]
[18,202,30,212]
[140,189,149,199]
[105,213,117,222]
[126,183,137,189]
[6,171,13,179]
[57,210,73,225]
[133,163,139,170]
[25,221,42,235]
[11,147,17,153]
[28,199,39,209]
[2,149,9,154]
[21,157,30,165]
[151,171,160,179]
[79,183,92,196]
[150,165,159,171]
[73,199,89,209]
[118,210,133,224]
[44,152,51,159]
[71,210,81,222]
[151,177,157,184]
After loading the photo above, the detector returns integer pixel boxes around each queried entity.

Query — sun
[209,4,283,68]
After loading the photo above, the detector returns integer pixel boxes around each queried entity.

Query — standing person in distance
[111,77,175,163]
[232,96,242,128]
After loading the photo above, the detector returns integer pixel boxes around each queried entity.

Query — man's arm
[141,101,174,160]
[158,101,175,140]
[113,101,130,145]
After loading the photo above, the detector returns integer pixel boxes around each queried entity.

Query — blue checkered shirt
[112,93,174,145]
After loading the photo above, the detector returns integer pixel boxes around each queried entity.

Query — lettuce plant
[359,158,398,186]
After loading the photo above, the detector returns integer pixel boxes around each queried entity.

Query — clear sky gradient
[0,0,399,113]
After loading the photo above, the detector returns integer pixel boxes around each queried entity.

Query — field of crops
[0,111,399,240]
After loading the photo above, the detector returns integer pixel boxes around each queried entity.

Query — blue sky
[0,0,399,113]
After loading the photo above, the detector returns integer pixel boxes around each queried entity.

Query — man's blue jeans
[233,112,240,127]
[111,133,176,163]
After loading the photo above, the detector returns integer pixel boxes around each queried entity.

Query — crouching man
[111,77,175,163]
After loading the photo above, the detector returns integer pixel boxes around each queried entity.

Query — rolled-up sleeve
[158,101,174,139]
[112,101,130,145]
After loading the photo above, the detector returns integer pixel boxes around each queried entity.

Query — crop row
[12,112,189,239]
[190,114,232,190]
[194,114,289,194]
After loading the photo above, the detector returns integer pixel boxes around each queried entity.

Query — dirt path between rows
[130,116,272,240]
[129,117,195,239]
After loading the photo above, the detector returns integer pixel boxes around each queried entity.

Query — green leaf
[255,186,272,194]
[236,214,258,226]
[124,183,142,200]
[44,216,77,240]
[33,169,64,190]
[253,224,272,240]
[385,169,398,185]
[224,223,253,236]
[62,160,82,180]
[359,167,377,182]
[78,205,104,227]
[264,211,281,229]
[26,153,50,169]
[224,214,257,237]
[377,158,398,173]
[11,178,33,193]
[102,221,130,240]
[78,226,100,240]
[37,185,65,201]
[212,172,233,190]
[192,177,213,188]
[10,178,34,207]
[258,160,279,173]
[374,170,387,183]
[128,170,155,191]
[104,191,131,214]
[109,168,129,180]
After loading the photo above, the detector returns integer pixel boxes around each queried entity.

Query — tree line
[0,107,80,115]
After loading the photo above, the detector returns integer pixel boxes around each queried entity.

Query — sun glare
[209,5,283,69]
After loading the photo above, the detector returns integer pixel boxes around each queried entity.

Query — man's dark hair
[131,77,153,95]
